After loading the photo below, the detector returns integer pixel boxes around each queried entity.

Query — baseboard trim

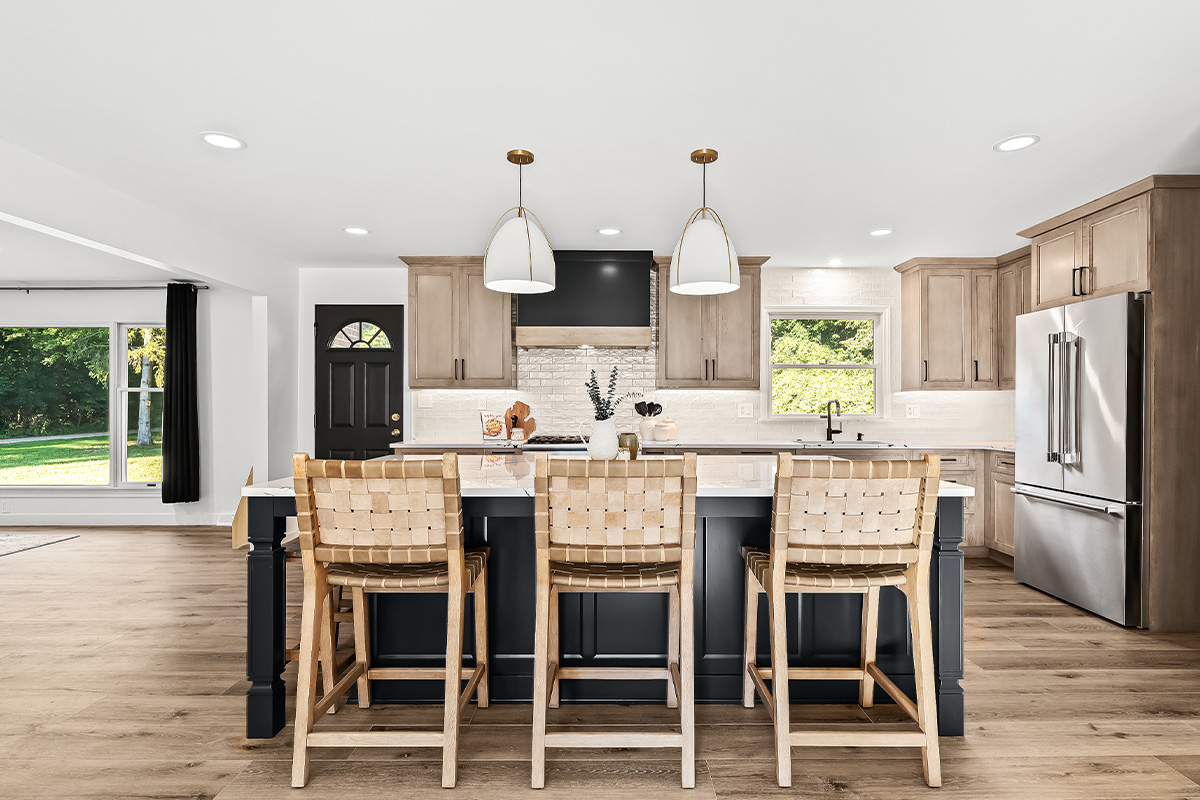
[960,545,989,558]
[987,549,1014,568]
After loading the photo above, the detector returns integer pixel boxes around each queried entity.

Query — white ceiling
[0,219,180,283]
[1,1,1199,282]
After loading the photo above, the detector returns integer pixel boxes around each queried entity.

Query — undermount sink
[794,439,897,448]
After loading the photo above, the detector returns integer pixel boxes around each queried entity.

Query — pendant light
[483,149,556,294]
[670,148,739,295]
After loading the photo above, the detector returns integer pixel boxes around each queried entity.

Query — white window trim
[0,322,163,492]
[117,323,165,489]
[760,305,891,421]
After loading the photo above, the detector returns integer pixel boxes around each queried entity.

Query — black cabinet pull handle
[454,358,458,380]
[924,360,928,382]
[1080,266,1090,295]
[974,360,979,382]
[705,359,709,381]
[1072,267,1080,297]
[712,359,716,380]
[461,358,466,380]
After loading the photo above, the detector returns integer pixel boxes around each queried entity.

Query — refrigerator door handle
[1061,333,1080,465]
[1046,332,1060,462]
[1011,486,1126,517]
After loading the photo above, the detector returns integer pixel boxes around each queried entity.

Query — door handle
[1011,486,1126,516]
[711,358,716,380]
[461,358,466,381]
[390,428,400,436]
[705,359,709,381]
[923,360,928,382]
[1061,333,1080,464]
[454,358,458,380]
[1071,267,1079,297]
[974,360,979,382]
[1046,332,1059,462]
[391,412,400,421]
[1080,266,1091,295]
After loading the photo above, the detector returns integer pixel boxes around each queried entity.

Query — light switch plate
[737,403,754,419]
[906,404,920,418]
[417,393,433,409]
[477,398,487,411]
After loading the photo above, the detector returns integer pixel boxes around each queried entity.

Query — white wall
[0,287,258,524]
[295,267,410,457]
[409,267,1014,443]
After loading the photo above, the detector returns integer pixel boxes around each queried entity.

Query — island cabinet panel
[656,258,764,389]
[406,258,514,389]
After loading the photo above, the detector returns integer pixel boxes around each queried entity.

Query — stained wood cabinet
[406,257,514,389]
[996,247,1032,390]
[655,258,764,389]
[896,260,999,391]
[984,450,1016,557]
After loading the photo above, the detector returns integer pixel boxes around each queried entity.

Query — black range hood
[515,250,653,348]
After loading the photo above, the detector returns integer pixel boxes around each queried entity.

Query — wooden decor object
[742,453,942,788]
[531,453,698,789]
[503,400,535,440]
[290,453,490,789]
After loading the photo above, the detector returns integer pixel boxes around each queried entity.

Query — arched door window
[327,321,392,350]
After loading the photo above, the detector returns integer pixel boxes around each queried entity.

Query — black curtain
[163,282,200,503]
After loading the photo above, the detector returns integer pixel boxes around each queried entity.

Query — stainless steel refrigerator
[1014,292,1145,627]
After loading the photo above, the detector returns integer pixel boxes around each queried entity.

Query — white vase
[638,418,657,443]
[582,417,620,461]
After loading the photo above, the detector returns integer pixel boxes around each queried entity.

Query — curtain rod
[0,283,210,292]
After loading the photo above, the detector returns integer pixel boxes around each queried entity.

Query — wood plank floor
[3,529,1200,799]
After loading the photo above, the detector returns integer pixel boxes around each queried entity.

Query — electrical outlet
[737,403,754,419]
[477,398,487,411]
[417,393,433,409]
[0,500,10,513]
[906,404,920,418]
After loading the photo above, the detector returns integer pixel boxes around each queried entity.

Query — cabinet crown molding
[893,257,999,274]
[1017,174,1200,239]
[398,256,484,269]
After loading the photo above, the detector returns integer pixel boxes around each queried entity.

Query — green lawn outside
[0,434,163,485]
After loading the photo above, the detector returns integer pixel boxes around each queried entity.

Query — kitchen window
[766,311,882,417]
[0,324,165,488]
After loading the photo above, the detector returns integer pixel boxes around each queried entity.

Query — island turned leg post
[931,496,966,737]
[246,496,289,738]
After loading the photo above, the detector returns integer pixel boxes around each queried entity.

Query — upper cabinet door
[708,269,760,388]
[409,269,459,387]
[1033,221,1083,310]
[1083,194,1149,298]
[458,269,513,388]
[1019,260,1033,315]
[996,265,1018,389]
[921,270,972,388]
[658,283,708,387]
[971,270,998,388]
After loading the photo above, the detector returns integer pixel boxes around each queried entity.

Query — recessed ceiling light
[597,227,622,236]
[343,226,370,236]
[828,258,843,267]
[869,228,893,237]
[199,131,246,150]
[993,134,1040,153]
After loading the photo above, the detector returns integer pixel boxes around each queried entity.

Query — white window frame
[117,323,165,488]
[761,306,889,420]
[0,322,163,493]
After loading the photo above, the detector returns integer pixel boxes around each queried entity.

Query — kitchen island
[243,454,970,740]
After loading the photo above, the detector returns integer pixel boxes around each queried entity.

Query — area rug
[0,533,79,557]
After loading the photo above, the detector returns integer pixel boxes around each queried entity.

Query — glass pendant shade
[483,210,556,294]
[669,210,740,295]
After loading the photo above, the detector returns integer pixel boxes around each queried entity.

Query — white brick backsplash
[412,267,1014,442]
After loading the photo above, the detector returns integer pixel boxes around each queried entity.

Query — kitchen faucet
[825,399,842,442]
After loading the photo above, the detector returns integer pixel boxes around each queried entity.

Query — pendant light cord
[519,163,523,214]
[702,163,707,218]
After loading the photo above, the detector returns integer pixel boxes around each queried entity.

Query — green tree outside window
[770,318,877,414]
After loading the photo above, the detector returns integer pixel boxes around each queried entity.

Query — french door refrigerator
[1014,292,1145,627]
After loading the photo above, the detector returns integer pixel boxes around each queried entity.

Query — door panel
[710,270,759,387]
[1034,222,1082,309]
[1062,294,1138,502]
[972,270,998,388]
[992,475,1015,554]
[409,271,458,386]
[922,270,970,387]
[997,265,1017,389]
[460,271,513,387]
[1015,306,1065,490]
[314,305,405,460]
[1085,195,1149,297]
[660,283,708,386]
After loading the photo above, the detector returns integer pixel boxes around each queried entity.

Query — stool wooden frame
[291,452,489,789]
[531,452,698,789]
[742,454,942,787]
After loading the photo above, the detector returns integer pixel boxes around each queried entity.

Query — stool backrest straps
[292,453,463,563]
[770,454,940,565]
[534,454,697,563]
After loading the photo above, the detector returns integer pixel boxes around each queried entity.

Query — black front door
[315,305,404,460]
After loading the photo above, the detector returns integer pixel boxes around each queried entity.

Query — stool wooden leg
[548,586,560,709]
[742,563,759,708]
[474,565,490,708]
[667,584,680,709]
[442,578,466,789]
[351,587,371,708]
[907,569,942,787]
[291,560,326,788]
[769,581,791,787]
[680,560,696,789]
[859,587,880,708]
[319,587,343,714]
[531,558,550,789]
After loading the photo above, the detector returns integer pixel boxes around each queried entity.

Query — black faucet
[824,399,842,442]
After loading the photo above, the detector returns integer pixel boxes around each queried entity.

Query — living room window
[0,324,165,488]
[766,311,882,417]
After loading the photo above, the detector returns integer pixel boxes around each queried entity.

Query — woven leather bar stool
[284,540,351,714]
[742,454,942,788]
[531,453,698,789]
[290,453,489,789]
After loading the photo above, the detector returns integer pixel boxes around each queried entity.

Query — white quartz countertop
[245,454,974,499]
[390,439,1014,453]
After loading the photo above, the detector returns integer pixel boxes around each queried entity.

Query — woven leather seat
[550,560,680,589]
[327,549,488,590]
[743,548,907,589]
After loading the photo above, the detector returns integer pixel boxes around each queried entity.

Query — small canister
[617,432,639,460]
